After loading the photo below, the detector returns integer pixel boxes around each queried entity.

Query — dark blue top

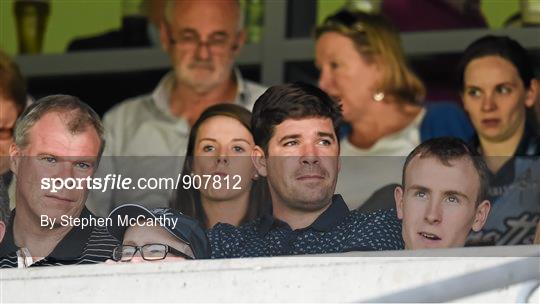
[339,102,474,142]
[207,195,404,258]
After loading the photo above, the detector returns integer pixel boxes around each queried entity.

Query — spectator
[88,0,266,217]
[207,83,403,258]
[458,35,540,245]
[0,95,117,268]
[106,204,210,263]
[395,137,490,249]
[0,178,9,243]
[170,104,270,229]
[0,50,28,209]
[314,10,473,208]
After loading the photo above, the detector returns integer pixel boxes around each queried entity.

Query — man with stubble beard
[208,83,404,258]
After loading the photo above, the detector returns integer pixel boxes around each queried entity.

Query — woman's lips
[481,118,500,128]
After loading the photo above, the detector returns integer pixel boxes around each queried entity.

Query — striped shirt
[0,208,118,268]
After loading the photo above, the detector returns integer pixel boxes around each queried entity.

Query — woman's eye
[330,61,339,70]
[496,86,511,94]
[466,88,481,97]
[202,145,215,152]
[232,146,245,153]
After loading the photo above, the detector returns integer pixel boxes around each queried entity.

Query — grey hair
[13,94,105,158]
[0,177,9,226]
[164,0,244,32]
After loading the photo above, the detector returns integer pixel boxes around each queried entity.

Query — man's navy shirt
[208,195,404,258]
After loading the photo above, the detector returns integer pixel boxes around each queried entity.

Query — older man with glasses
[87,0,266,217]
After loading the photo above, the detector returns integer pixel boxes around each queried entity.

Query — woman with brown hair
[170,103,269,229]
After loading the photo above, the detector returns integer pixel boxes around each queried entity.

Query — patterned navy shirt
[0,208,118,268]
[208,195,404,258]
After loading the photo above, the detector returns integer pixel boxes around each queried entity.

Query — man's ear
[232,29,246,56]
[0,221,5,243]
[9,143,20,176]
[524,78,539,108]
[251,145,267,177]
[394,185,405,220]
[471,200,491,232]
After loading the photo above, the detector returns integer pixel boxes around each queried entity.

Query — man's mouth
[296,174,324,181]
[418,232,441,241]
[45,194,75,203]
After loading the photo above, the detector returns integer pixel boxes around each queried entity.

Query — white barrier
[1,245,539,303]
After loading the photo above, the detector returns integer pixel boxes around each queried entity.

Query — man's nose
[194,41,211,61]
[299,143,320,165]
[424,200,442,225]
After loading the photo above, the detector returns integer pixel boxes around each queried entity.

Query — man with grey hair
[89,0,266,216]
[0,95,117,268]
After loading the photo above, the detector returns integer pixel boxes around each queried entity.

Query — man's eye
[446,196,460,204]
[284,140,298,147]
[319,139,332,146]
[41,156,56,163]
[330,61,339,70]
[76,162,91,170]
[415,191,427,198]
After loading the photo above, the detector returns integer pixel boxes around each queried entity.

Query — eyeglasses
[165,23,231,54]
[318,10,366,34]
[112,244,194,262]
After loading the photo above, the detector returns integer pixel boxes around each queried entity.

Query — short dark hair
[251,82,343,153]
[402,137,490,205]
[457,35,536,91]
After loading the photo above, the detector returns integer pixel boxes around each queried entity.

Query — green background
[0,0,521,56]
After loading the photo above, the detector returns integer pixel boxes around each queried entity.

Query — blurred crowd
[0,0,539,268]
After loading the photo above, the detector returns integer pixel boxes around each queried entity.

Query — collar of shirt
[257,194,350,235]
[151,67,250,119]
[0,207,95,263]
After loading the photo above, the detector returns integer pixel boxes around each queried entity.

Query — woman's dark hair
[457,35,536,91]
[170,103,270,228]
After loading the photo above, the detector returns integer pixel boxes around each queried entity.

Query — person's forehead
[272,117,335,137]
[170,0,239,32]
[26,112,101,156]
[197,116,252,142]
[465,55,521,84]
[405,155,479,196]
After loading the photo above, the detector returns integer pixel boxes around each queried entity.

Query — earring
[373,91,385,102]
[252,173,259,180]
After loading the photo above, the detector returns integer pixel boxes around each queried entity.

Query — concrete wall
[1,245,539,303]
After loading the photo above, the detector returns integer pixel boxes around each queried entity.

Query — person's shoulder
[345,208,404,249]
[207,220,261,259]
[103,93,154,123]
